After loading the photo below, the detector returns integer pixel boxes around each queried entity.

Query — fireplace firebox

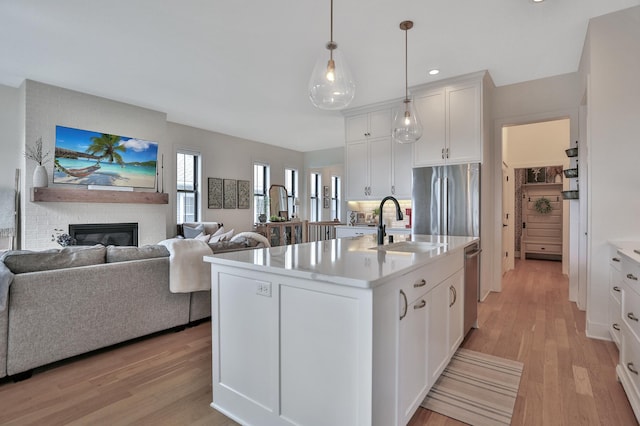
[69,223,139,246]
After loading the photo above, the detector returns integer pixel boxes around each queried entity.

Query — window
[331,175,341,221]
[176,151,200,223]
[310,172,321,222]
[285,168,298,217]
[254,163,270,221]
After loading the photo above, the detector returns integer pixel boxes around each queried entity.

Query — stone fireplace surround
[69,223,139,246]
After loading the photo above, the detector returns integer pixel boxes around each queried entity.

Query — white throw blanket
[158,238,213,293]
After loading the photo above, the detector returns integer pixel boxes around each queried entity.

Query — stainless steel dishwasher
[464,243,482,336]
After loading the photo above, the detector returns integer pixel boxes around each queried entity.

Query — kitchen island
[204,234,478,426]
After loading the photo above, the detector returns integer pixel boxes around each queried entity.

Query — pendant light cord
[330,0,334,43]
[404,26,408,102]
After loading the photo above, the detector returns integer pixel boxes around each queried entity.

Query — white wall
[22,80,170,249]
[490,73,582,295]
[168,122,304,232]
[581,6,640,339]
[503,119,570,168]
[0,84,21,190]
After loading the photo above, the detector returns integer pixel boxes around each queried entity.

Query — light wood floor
[0,259,636,425]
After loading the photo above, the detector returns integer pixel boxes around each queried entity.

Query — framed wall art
[208,177,223,209]
[237,180,250,209]
[223,179,237,209]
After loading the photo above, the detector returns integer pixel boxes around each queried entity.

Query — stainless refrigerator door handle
[443,177,449,235]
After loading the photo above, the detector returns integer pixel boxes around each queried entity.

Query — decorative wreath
[534,197,553,214]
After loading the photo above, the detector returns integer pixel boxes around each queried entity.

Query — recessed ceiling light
[428,69,440,76]
[531,0,544,3]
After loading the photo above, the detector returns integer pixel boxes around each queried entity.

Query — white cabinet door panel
[280,285,362,426]
[447,270,465,356]
[428,281,449,384]
[346,141,368,199]
[368,138,392,198]
[398,293,429,426]
[447,84,481,164]
[414,90,446,167]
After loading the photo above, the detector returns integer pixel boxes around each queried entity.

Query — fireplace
[69,223,139,246]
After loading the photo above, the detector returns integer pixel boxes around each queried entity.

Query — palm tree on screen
[87,134,126,165]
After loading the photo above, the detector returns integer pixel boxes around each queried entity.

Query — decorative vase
[258,214,267,223]
[33,165,48,188]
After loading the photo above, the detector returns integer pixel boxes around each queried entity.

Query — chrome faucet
[377,196,404,245]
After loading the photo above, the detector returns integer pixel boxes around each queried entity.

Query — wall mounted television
[53,125,158,189]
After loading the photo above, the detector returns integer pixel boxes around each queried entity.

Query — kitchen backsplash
[347,199,412,228]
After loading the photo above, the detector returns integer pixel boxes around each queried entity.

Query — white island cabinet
[205,234,477,426]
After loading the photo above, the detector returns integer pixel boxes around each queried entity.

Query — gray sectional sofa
[0,244,211,379]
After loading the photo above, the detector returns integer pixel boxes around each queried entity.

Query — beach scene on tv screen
[54,125,158,188]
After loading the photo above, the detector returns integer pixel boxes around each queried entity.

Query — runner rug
[421,348,524,426]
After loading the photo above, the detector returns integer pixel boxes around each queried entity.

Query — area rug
[421,348,523,426]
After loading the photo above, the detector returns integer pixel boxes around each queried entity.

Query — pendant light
[308,0,355,110]
[392,20,423,144]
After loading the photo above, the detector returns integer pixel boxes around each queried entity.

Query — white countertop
[204,234,478,289]
[610,240,640,264]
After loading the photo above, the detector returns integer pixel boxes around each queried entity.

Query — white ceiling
[1,0,638,152]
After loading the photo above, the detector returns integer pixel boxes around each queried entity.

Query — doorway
[501,119,570,275]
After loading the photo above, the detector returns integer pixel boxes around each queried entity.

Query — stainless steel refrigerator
[412,163,481,336]
[411,163,480,237]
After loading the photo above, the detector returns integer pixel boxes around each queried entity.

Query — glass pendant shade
[309,43,356,110]
[392,97,423,143]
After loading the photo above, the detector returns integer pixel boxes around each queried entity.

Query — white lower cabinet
[209,249,465,426]
[398,290,429,425]
[397,263,465,426]
[613,245,640,422]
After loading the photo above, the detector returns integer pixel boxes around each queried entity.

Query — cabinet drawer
[623,283,640,341]
[622,258,640,295]
[398,253,463,304]
[524,242,561,254]
[610,291,622,348]
[611,277,623,305]
[621,326,640,398]
[610,248,623,272]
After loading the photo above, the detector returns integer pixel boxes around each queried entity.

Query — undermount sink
[370,241,447,253]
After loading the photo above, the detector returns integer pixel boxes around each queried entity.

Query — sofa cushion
[106,245,170,263]
[183,224,205,239]
[1,245,106,274]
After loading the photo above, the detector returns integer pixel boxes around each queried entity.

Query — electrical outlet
[256,282,271,297]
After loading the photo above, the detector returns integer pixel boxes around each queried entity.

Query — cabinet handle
[441,148,445,159]
[627,273,638,281]
[628,312,639,322]
[628,363,639,375]
[413,279,426,288]
[613,323,621,331]
[400,290,408,320]
[446,148,450,159]
[391,185,395,194]
[612,257,621,262]
[613,286,621,292]
[449,285,457,307]
[414,299,426,310]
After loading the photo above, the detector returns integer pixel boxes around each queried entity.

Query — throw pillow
[195,233,211,243]
[106,245,170,263]
[183,224,204,239]
[218,229,234,241]
[212,226,225,237]
[230,231,271,248]
[2,245,106,274]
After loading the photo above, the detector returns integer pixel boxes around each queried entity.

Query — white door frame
[491,108,580,298]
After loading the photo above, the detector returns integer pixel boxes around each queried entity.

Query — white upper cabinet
[344,107,394,200]
[346,109,392,142]
[413,77,483,167]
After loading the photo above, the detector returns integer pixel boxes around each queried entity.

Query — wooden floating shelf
[31,187,169,204]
